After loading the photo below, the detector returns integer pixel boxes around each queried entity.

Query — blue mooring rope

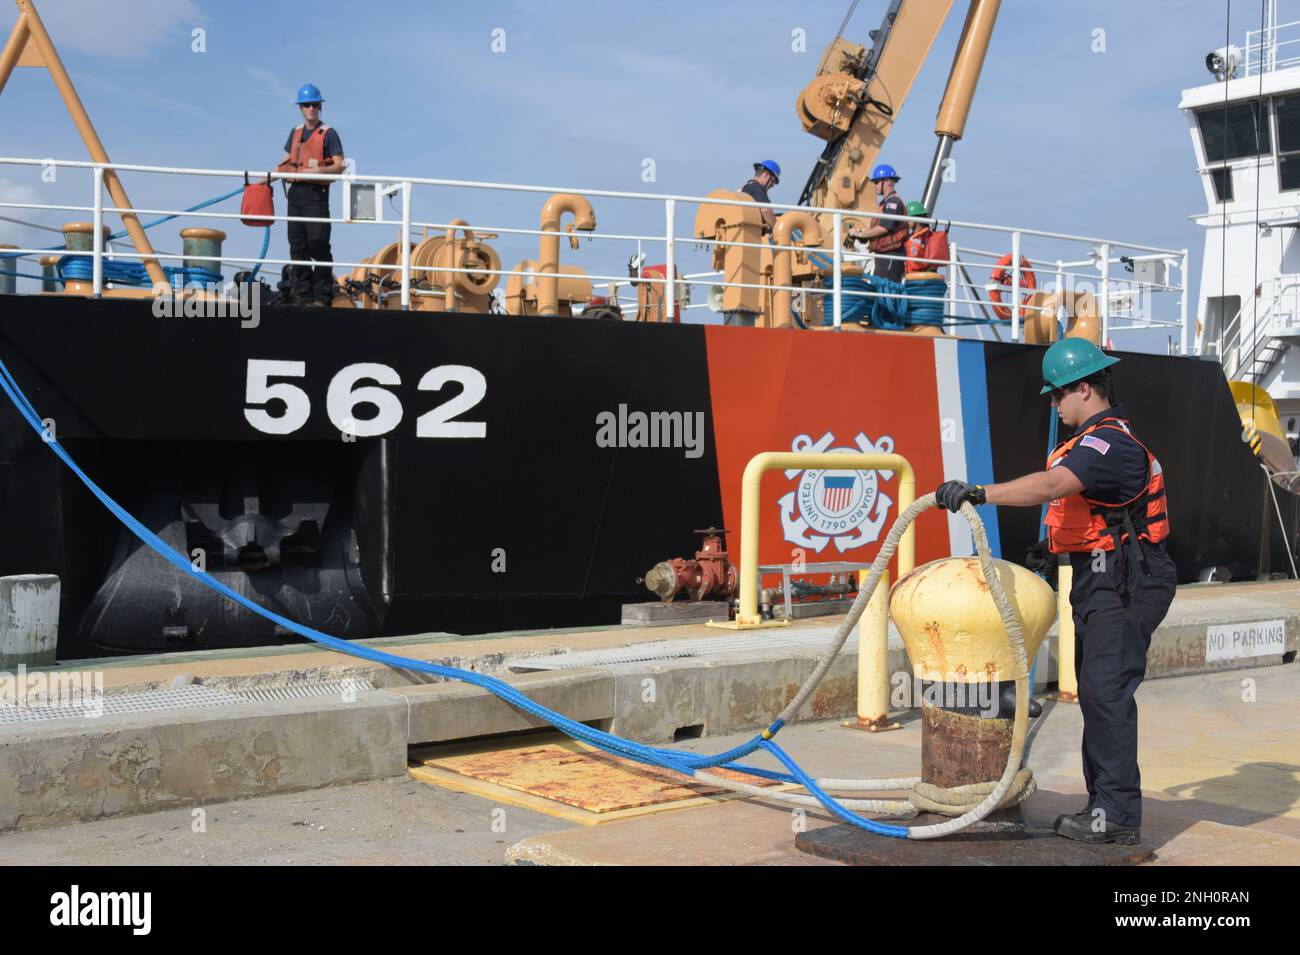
[55,255,223,288]
[0,343,911,838]
[3,184,268,288]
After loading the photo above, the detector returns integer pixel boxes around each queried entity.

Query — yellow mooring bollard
[844,568,902,732]
[1054,557,1078,702]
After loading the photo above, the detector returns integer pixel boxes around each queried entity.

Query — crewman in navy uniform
[847,163,908,284]
[276,83,345,306]
[933,338,1177,845]
[724,160,781,328]
[740,159,781,235]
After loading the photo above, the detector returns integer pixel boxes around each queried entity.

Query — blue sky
[0,0,1250,344]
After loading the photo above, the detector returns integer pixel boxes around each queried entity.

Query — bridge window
[1210,166,1233,202]
[1276,96,1300,190]
[1197,100,1271,163]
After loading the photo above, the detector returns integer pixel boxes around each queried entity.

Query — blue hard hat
[754,159,781,183]
[870,163,899,182]
[294,83,324,105]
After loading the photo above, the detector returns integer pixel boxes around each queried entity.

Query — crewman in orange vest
[275,83,345,306]
[933,338,1176,846]
[902,201,948,275]
[847,163,908,283]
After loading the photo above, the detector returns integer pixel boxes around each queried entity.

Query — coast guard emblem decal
[778,431,895,553]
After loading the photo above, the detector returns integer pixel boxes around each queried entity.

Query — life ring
[988,254,1037,320]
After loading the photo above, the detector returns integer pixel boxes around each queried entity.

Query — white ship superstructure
[1187,1,1300,433]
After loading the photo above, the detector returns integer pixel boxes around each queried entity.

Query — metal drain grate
[234,678,374,703]
[0,677,376,725]
[507,628,846,671]
[0,684,240,724]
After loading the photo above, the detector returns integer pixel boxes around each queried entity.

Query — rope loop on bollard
[695,493,1036,839]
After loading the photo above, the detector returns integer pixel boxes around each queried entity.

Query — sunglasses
[1047,384,1078,401]
[301,102,321,109]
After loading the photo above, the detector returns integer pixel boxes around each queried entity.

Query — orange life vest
[279,124,332,183]
[872,194,908,254]
[1044,416,1169,556]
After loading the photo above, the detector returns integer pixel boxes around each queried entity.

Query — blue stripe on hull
[956,340,1002,559]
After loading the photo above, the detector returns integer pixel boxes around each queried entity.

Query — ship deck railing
[0,155,1192,352]
[1246,16,1300,76]
[1213,273,1300,381]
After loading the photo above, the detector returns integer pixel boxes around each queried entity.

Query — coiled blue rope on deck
[55,255,223,288]
[823,274,880,325]
[819,274,948,329]
[3,184,253,286]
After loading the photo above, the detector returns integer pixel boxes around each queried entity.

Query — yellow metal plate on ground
[409,735,784,825]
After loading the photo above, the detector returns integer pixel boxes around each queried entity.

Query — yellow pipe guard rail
[707,451,916,630]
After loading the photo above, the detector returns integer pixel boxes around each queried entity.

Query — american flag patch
[1080,435,1110,454]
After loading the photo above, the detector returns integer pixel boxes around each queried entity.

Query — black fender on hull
[71,440,390,655]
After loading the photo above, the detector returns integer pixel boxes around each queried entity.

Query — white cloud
[246,66,291,98]
[0,177,39,206]
[0,0,203,60]
[71,69,205,118]
[0,177,50,256]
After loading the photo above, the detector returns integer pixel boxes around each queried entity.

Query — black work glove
[934,480,986,513]
[1025,538,1055,578]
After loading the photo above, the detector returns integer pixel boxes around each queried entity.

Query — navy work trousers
[872,248,904,284]
[286,184,334,304]
[1067,540,1177,828]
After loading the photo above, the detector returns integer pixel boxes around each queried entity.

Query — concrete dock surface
[27,578,1300,695]
[0,661,1294,865]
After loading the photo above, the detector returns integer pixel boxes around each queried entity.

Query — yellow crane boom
[797,0,1001,217]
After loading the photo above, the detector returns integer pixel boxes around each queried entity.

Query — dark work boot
[1053,806,1095,830]
[1054,812,1140,844]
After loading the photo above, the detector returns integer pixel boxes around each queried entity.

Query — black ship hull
[0,295,1291,660]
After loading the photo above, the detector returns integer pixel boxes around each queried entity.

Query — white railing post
[1010,230,1021,341]
[664,198,676,321]
[1055,259,1066,338]
[946,238,958,332]
[1180,248,1191,355]
[91,165,104,297]
[1099,241,1111,347]
[399,181,412,310]
[0,156,1194,330]
[832,212,843,329]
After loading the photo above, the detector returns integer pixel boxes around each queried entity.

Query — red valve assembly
[641,528,739,603]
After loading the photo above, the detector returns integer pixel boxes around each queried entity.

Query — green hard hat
[1039,338,1120,394]
[905,200,928,218]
